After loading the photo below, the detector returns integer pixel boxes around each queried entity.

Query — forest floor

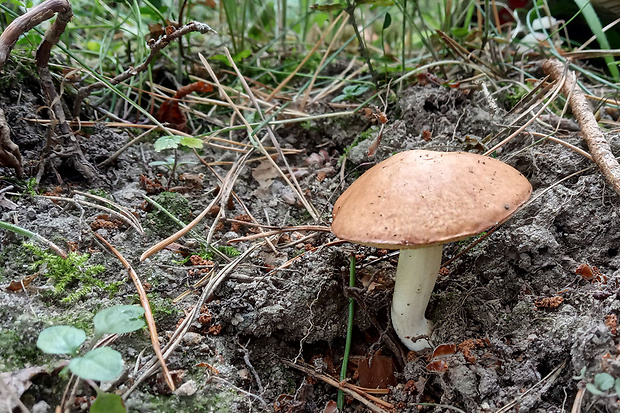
[1,58,620,413]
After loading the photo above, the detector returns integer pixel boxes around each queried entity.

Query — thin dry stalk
[282,360,392,413]
[309,60,363,104]
[228,225,331,243]
[93,233,175,392]
[299,13,350,110]
[484,75,566,156]
[73,21,216,117]
[527,132,592,160]
[140,149,253,261]
[193,150,278,253]
[36,193,144,235]
[220,48,321,221]
[571,387,585,413]
[543,59,620,197]
[199,51,320,221]
[265,11,346,101]
[98,127,156,168]
[496,360,566,413]
[125,245,259,398]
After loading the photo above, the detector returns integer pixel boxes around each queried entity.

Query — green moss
[24,243,122,304]
[0,328,43,370]
[134,388,236,413]
[145,191,192,237]
[130,292,177,321]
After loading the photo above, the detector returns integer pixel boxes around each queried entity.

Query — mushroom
[331,150,532,351]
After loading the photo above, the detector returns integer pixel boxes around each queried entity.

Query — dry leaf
[6,274,38,291]
[357,351,396,389]
[252,160,280,198]
[156,81,213,132]
[425,360,449,373]
[432,343,457,358]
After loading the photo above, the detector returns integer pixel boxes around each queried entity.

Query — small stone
[238,368,250,380]
[32,401,50,413]
[182,332,203,346]
[175,380,197,397]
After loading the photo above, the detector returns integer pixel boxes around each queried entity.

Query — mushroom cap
[331,150,532,249]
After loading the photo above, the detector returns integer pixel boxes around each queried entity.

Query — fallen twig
[543,58,620,197]
[93,233,175,392]
[0,0,97,180]
[73,21,216,117]
[282,359,392,413]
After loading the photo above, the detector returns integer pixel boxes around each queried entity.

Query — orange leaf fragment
[155,81,213,132]
[425,360,449,373]
[356,351,396,389]
[432,343,457,358]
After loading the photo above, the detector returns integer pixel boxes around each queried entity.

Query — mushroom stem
[391,244,443,351]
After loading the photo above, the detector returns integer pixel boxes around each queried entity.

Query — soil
[1,65,620,413]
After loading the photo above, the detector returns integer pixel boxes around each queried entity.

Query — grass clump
[24,243,122,304]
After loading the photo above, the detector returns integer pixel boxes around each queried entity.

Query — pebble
[182,332,203,346]
[175,380,197,397]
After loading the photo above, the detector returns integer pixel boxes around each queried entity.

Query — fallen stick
[543,59,620,197]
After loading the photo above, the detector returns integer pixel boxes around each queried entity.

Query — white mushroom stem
[390,244,443,351]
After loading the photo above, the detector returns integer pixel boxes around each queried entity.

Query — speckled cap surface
[331,150,532,249]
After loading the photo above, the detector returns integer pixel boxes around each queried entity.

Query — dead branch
[543,59,620,197]
[73,21,217,118]
[0,0,71,69]
[0,107,23,178]
[0,1,95,179]
[282,359,392,413]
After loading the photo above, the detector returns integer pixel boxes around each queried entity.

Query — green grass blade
[573,0,620,80]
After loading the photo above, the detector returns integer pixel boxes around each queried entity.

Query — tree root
[0,107,23,179]
[543,59,620,197]
[0,0,96,181]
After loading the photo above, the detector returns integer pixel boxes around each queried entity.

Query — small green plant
[149,156,198,171]
[25,243,122,304]
[585,372,620,397]
[331,84,371,103]
[37,305,146,413]
[24,177,38,196]
[153,135,204,153]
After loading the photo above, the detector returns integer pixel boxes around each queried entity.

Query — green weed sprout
[37,305,146,413]
[585,372,620,397]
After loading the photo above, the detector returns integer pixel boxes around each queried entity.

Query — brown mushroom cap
[331,150,532,249]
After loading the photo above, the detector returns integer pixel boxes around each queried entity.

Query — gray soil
[1,68,620,413]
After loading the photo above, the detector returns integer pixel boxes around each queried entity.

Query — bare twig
[0,0,70,69]
[93,233,175,392]
[0,107,22,178]
[140,149,253,261]
[73,21,217,117]
[543,59,620,197]
[282,359,391,413]
[0,0,97,180]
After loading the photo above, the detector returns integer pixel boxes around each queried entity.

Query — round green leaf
[37,326,86,355]
[90,392,126,413]
[69,347,123,381]
[595,372,615,391]
[178,136,204,149]
[94,305,145,336]
[154,135,182,152]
